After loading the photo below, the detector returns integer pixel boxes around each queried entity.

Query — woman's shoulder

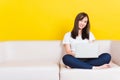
[63,32,72,40]
[90,31,93,34]
[62,32,72,44]
[89,31,95,40]
[89,31,94,35]
[64,32,71,36]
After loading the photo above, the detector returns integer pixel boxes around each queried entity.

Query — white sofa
[0,41,62,80]
[0,40,120,80]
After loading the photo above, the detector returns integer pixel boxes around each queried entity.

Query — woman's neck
[78,30,82,36]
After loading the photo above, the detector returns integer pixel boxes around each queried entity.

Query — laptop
[74,42,99,58]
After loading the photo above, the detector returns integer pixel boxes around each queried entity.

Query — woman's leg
[86,53,111,66]
[62,54,93,69]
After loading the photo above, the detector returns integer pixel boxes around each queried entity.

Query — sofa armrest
[111,41,120,66]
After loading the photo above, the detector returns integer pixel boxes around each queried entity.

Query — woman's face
[78,17,88,30]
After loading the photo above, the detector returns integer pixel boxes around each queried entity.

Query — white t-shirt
[62,32,95,53]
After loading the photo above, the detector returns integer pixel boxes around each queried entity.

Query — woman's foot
[65,66,71,69]
[93,64,111,69]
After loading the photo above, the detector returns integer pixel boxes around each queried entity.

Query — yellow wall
[0,0,120,41]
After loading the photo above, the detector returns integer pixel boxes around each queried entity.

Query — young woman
[62,12,111,69]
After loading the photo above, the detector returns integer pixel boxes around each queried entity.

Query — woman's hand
[68,50,75,56]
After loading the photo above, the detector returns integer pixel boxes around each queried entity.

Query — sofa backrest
[96,40,111,55]
[2,41,63,63]
[0,40,115,63]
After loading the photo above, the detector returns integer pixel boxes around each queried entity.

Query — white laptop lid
[75,42,99,58]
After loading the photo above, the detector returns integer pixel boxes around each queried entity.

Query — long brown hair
[71,12,90,39]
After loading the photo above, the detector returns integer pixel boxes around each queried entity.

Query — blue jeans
[62,53,111,69]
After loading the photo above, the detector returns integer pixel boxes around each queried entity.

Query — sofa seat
[60,62,120,80]
[0,61,59,80]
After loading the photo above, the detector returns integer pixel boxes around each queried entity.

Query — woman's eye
[84,21,87,23]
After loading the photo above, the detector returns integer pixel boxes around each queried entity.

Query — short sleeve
[62,32,71,44]
[89,32,95,40]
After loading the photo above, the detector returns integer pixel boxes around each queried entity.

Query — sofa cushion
[4,41,62,63]
[60,62,120,80]
[0,61,59,80]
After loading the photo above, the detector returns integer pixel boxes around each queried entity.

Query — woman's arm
[63,44,75,56]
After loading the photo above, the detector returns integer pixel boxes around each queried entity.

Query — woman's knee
[62,54,72,61]
[100,53,111,63]
[62,54,74,64]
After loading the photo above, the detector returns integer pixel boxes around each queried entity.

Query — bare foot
[93,64,111,69]
[65,66,71,69]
